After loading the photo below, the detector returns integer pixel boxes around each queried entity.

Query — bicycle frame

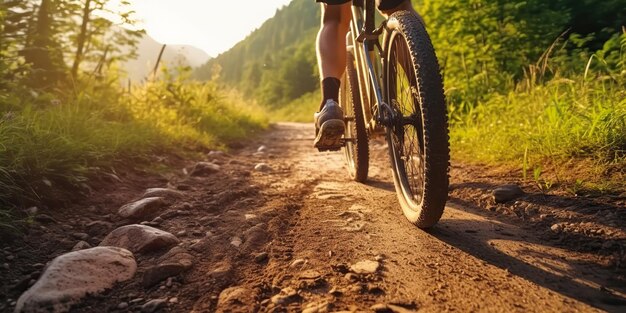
[348,0,394,133]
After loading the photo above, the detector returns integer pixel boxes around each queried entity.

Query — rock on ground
[254,163,272,172]
[142,188,184,199]
[118,197,167,220]
[350,260,380,274]
[100,224,180,254]
[14,247,136,313]
[216,286,258,313]
[492,184,525,203]
[190,162,221,176]
[143,248,195,287]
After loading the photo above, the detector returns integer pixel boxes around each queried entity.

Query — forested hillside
[194,0,319,108]
[198,0,625,188]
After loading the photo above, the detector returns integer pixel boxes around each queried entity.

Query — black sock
[320,77,341,110]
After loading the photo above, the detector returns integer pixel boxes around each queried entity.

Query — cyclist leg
[313,1,351,150]
[377,0,423,23]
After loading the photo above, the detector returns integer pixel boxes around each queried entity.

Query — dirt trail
[2,123,625,312]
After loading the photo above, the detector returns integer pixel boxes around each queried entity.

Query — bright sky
[128,0,293,57]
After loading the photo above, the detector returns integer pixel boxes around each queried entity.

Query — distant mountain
[124,34,210,82]
[194,0,320,107]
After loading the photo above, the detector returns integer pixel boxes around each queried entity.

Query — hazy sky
[128,0,294,57]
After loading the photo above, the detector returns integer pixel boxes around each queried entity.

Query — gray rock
[71,232,89,241]
[71,241,92,251]
[254,163,272,172]
[142,188,184,200]
[141,299,167,313]
[142,251,194,287]
[190,162,221,176]
[85,221,113,237]
[493,185,525,203]
[118,197,167,220]
[117,302,129,310]
[208,150,226,157]
[15,247,136,313]
[350,260,380,274]
[100,224,180,254]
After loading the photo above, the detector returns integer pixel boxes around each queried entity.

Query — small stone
[190,162,221,176]
[230,237,243,247]
[130,298,144,304]
[34,214,57,224]
[257,145,267,152]
[72,241,92,251]
[118,302,129,309]
[208,150,226,157]
[25,207,38,215]
[329,287,343,296]
[350,260,380,274]
[142,188,184,199]
[254,163,272,172]
[2,263,9,270]
[100,224,180,254]
[151,217,164,225]
[217,286,258,311]
[271,287,300,305]
[141,298,167,313]
[169,297,178,304]
[118,197,167,221]
[550,223,563,233]
[142,252,194,287]
[6,254,15,261]
[290,259,306,268]
[176,230,187,237]
[493,185,524,203]
[254,252,268,263]
[71,232,89,241]
[244,214,257,220]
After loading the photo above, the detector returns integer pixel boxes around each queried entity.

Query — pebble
[254,163,272,172]
[230,237,243,247]
[254,252,269,263]
[6,255,14,261]
[71,241,92,251]
[169,297,178,304]
[493,185,524,203]
[117,302,129,309]
[190,162,221,176]
[551,224,564,233]
[71,232,89,241]
[176,230,187,237]
[130,298,144,304]
[350,260,380,274]
[141,298,167,313]
[290,259,307,268]
[257,145,267,152]
[2,263,9,270]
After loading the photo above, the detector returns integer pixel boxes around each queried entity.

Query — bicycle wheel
[384,11,449,228]
[341,51,369,182]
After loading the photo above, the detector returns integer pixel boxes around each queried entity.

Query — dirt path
[2,123,625,312]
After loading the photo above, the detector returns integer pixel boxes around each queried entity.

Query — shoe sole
[314,119,345,151]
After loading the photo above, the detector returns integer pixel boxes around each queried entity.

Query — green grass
[272,91,318,123]
[0,72,267,228]
[450,71,625,190]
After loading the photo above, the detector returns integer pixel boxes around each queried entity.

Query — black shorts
[316,0,405,11]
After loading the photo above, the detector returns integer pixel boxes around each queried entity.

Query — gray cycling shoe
[314,99,346,151]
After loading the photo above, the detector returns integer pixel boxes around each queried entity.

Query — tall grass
[0,68,267,225]
[450,31,626,189]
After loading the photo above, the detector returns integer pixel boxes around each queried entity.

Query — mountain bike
[339,0,449,228]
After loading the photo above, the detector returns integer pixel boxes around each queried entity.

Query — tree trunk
[71,0,92,79]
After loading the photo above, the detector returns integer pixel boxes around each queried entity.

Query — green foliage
[0,66,267,228]
[195,0,320,108]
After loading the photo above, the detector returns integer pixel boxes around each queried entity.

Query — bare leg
[316,3,351,84]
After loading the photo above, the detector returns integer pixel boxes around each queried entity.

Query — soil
[1,122,625,312]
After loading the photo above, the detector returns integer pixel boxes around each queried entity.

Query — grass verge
[0,73,267,230]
